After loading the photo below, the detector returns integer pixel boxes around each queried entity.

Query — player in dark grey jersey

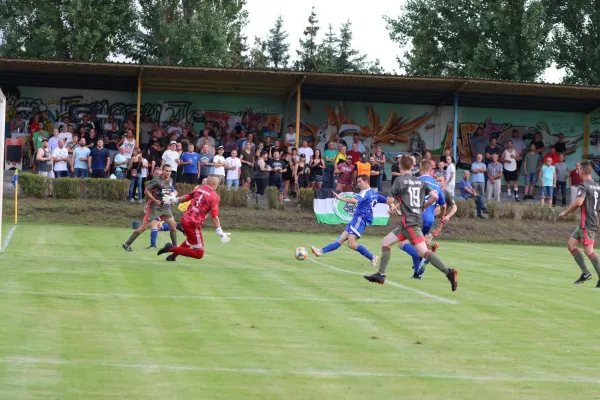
[559,161,600,286]
[364,155,459,291]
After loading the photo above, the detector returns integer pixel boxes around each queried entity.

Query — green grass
[0,223,599,399]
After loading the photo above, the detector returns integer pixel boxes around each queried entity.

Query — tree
[296,6,321,71]
[385,0,552,81]
[335,20,368,73]
[552,1,600,85]
[317,24,338,73]
[247,36,269,69]
[266,15,290,69]
[131,0,248,66]
[0,0,136,61]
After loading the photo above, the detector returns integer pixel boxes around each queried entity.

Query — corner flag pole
[0,88,5,249]
[13,170,18,224]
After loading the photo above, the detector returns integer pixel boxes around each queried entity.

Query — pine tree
[247,36,269,69]
[335,20,367,73]
[296,6,321,71]
[266,15,290,69]
[318,24,338,72]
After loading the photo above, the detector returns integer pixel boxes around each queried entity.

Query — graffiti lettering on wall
[443,117,584,167]
[293,102,435,153]
[2,86,282,135]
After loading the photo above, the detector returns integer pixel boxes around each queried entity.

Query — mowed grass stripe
[2,224,600,399]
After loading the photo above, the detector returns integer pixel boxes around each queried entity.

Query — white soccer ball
[294,247,308,260]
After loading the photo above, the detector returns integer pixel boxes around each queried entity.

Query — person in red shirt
[569,161,583,205]
[158,175,231,261]
[543,145,559,165]
[347,143,362,165]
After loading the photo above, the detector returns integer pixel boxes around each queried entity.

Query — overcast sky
[243,0,564,83]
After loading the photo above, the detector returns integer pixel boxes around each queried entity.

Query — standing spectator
[544,145,559,165]
[285,124,296,146]
[86,128,98,149]
[356,154,372,184]
[309,149,325,189]
[196,129,215,150]
[72,137,90,179]
[553,153,569,207]
[298,139,314,161]
[66,134,80,159]
[369,155,381,191]
[484,137,501,173]
[509,129,526,171]
[268,150,287,204]
[225,149,242,189]
[212,146,227,185]
[88,138,110,178]
[148,130,163,152]
[240,140,255,190]
[104,123,121,160]
[140,152,149,189]
[161,141,180,184]
[52,139,70,178]
[486,153,503,203]
[459,171,488,219]
[470,127,488,163]
[78,115,94,135]
[220,131,236,158]
[501,140,520,201]
[36,138,53,196]
[235,130,249,154]
[570,162,583,205]
[119,129,136,159]
[423,150,436,171]
[255,151,271,196]
[374,146,387,191]
[181,143,201,185]
[539,157,556,208]
[323,141,338,189]
[352,134,365,153]
[10,114,27,133]
[470,153,487,196]
[58,124,72,145]
[167,119,182,136]
[444,155,456,196]
[554,133,567,154]
[48,128,61,153]
[529,132,545,156]
[334,145,347,166]
[282,147,296,201]
[264,123,279,140]
[198,144,214,183]
[335,156,356,192]
[127,148,145,202]
[113,147,128,180]
[103,115,115,132]
[391,154,402,184]
[295,154,310,189]
[523,143,541,200]
[347,143,361,166]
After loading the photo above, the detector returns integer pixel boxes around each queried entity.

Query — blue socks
[323,242,341,254]
[161,224,170,232]
[401,243,421,271]
[150,229,158,247]
[356,244,374,261]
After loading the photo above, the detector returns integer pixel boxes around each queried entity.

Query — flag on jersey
[313,189,390,225]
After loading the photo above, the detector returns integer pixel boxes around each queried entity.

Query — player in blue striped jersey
[312,175,388,266]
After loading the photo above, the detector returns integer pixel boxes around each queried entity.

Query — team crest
[333,192,357,222]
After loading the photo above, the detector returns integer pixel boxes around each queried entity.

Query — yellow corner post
[584,113,590,156]
[136,68,143,145]
[13,169,18,225]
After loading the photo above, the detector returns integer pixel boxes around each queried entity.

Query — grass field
[1,223,600,399]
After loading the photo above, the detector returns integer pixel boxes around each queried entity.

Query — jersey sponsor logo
[333,192,358,222]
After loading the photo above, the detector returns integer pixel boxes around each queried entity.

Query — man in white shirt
[167,119,182,136]
[162,141,181,183]
[298,139,314,161]
[508,129,526,172]
[52,139,70,178]
[225,149,242,189]
[212,146,227,185]
[285,124,296,146]
[58,127,73,145]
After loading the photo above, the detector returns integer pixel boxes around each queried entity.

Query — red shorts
[182,218,204,249]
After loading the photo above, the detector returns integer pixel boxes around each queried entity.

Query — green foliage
[335,20,368,74]
[175,183,196,198]
[84,179,129,201]
[295,7,321,72]
[131,0,248,67]
[216,186,232,207]
[52,178,81,199]
[487,201,499,219]
[455,200,469,218]
[247,37,269,69]
[266,15,290,69]
[17,173,49,198]
[297,188,315,210]
[266,186,280,209]
[551,1,600,84]
[385,0,552,80]
[231,187,249,207]
[318,25,338,73]
[0,0,136,61]
[466,198,476,218]
[501,202,517,219]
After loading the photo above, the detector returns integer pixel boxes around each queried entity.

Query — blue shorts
[345,217,366,238]
[422,223,433,235]
[526,173,537,185]
[541,186,554,198]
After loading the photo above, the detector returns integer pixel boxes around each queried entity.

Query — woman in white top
[501,140,520,201]
[444,155,456,196]
[118,129,136,159]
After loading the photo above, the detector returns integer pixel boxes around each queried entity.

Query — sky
[243,0,565,83]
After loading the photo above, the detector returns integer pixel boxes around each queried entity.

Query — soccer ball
[294,247,308,260]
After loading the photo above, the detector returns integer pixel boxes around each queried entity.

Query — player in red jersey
[157,175,231,261]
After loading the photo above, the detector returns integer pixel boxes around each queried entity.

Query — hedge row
[454,199,578,222]
[19,172,129,201]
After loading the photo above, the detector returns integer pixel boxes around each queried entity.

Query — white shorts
[38,171,54,178]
